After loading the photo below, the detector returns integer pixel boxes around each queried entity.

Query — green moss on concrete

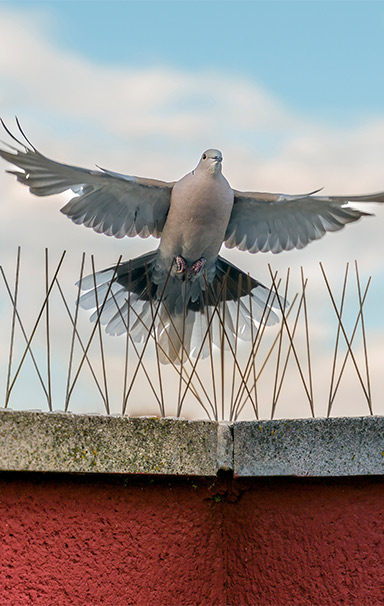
[1,410,383,477]
[0,410,233,476]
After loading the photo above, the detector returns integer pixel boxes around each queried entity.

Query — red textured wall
[1,473,383,606]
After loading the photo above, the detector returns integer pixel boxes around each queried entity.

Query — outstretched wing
[0,121,174,239]
[225,188,384,254]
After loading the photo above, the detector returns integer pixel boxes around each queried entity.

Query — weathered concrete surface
[234,416,384,476]
[0,409,232,475]
[1,410,383,476]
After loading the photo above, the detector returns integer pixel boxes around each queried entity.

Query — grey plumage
[1,120,384,363]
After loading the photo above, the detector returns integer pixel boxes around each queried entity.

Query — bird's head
[197,149,223,175]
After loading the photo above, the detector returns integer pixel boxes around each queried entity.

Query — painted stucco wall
[1,472,383,606]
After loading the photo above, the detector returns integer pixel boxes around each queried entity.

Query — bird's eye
[202,153,207,160]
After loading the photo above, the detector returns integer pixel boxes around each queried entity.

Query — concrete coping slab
[234,417,384,477]
[0,409,232,476]
[0,409,383,476]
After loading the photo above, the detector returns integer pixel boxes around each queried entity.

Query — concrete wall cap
[0,409,383,476]
[234,416,384,477]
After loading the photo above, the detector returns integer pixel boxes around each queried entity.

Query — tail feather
[77,251,286,364]
[89,287,130,323]
[189,310,210,359]
[105,300,129,336]
[79,280,121,310]
[158,311,187,364]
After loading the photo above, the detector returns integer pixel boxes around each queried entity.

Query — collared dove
[1,120,384,363]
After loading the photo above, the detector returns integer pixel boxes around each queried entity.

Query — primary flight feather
[1,120,383,363]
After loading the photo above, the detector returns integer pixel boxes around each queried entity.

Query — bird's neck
[207,163,222,177]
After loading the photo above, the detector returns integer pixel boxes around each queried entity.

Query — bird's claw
[190,257,206,276]
[174,255,206,277]
[174,255,187,274]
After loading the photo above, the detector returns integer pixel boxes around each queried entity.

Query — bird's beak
[214,155,223,163]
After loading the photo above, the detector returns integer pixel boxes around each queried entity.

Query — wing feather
[225,188,384,254]
[0,122,174,239]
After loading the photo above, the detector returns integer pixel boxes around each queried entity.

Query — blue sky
[5,0,384,125]
[1,0,384,417]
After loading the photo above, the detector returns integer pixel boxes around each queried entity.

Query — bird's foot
[190,257,206,276]
[174,255,187,274]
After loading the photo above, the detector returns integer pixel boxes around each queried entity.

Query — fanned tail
[77,252,286,364]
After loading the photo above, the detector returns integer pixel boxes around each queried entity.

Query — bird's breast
[159,173,234,263]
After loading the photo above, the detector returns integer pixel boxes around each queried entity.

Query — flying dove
[1,120,384,363]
